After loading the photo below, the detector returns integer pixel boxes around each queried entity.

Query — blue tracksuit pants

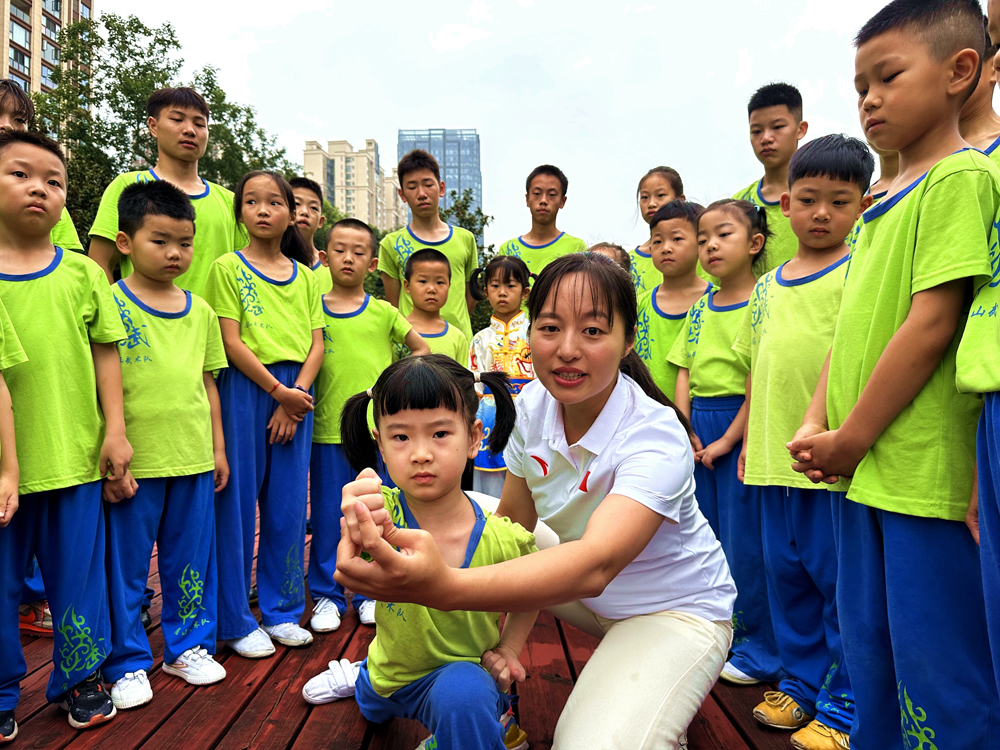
[978,391,1000,700]
[759,485,852,732]
[0,482,110,707]
[356,660,509,750]
[690,396,781,682]
[104,472,217,681]
[22,561,152,609]
[215,362,312,640]
[833,494,999,749]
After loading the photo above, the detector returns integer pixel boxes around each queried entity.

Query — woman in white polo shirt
[336,253,736,749]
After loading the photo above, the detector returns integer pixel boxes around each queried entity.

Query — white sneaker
[310,597,342,633]
[263,621,314,647]
[162,647,227,686]
[301,659,361,705]
[111,670,153,710]
[225,627,276,658]
[414,738,433,750]
[358,600,376,626]
[719,660,761,686]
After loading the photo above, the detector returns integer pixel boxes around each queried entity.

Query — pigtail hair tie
[366,387,374,398]
[474,372,481,383]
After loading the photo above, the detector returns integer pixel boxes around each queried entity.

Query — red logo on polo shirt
[530,456,549,476]
[579,471,591,493]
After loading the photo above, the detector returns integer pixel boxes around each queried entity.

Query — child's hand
[268,404,299,444]
[481,644,527,692]
[967,487,980,545]
[695,437,735,470]
[788,429,862,484]
[103,470,138,503]
[737,444,747,483]
[214,449,230,493]
[342,468,391,545]
[100,432,133,482]
[787,421,828,462]
[274,385,313,420]
[0,472,18,527]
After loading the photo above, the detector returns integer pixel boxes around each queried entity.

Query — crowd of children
[4,0,1000,747]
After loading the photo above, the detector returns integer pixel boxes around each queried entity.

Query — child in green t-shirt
[399,249,471,367]
[308,219,428,633]
[302,354,536,750]
[636,201,711,403]
[378,150,478,341]
[0,130,130,736]
[496,164,587,277]
[668,199,781,686]
[960,17,1000,165]
[100,180,231,712]
[289,177,332,294]
[630,166,687,294]
[732,83,809,272]
[790,3,1000,746]
[88,87,245,297]
[734,135,874,748]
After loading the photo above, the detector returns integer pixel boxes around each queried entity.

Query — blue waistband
[691,395,745,411]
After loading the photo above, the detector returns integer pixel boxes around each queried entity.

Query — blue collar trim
[148,169,210,200]
[116,280,191,318]
[775,253,850,287]
[406,224,454,246]
[518,232,564,249]
[707,289,748,312]
[323,294,370,319]
[755,179,780,207]
[420,322,449,339]
[0,246,62,281]
[236,251,298,286]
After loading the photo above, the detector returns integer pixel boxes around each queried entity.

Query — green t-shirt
[733,257,850,491]
[0,248,125,494]
[829,150,996,521]
[90,170,247,298]
[51,208,83,252]
[367,487,537,697]
[314,295,412,444]
[0,298,26,371]
[733,180,797,273]
[112,281,227,478]
[667,291,748,399]
[378,225,478,341]
[629,246,660,298]
[396,322,471,367]
[203,252,323,365]
[312,260,334,296]
[497,232,586,276]
[636,284,709,402]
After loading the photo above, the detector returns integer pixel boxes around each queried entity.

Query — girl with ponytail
[203,170,325,657]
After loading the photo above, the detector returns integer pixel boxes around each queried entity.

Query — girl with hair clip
[469,256,535,497]
[668,199,782,687]
[203,171,324,658]
[302,354,537,750]
[336,252,737,750]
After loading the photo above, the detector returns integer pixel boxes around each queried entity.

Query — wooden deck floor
[11,534,793,750]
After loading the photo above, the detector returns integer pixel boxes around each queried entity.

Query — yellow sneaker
[790,720,850,750]
[502,705,528,750]
[752,691,813,729]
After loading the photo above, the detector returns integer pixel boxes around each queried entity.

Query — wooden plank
[514,612,574,750]
[554,620,599,681]
[687,693,752,750]
[710,681,792,750]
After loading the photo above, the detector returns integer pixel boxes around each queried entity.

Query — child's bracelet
[291,385,308,394]
[269,381,281,395]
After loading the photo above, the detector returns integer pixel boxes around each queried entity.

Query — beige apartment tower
[3,0,93,94]
[303,138,407,233]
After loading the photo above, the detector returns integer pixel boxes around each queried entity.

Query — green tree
[312,200,347,254]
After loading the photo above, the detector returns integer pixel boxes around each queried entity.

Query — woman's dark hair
[470,255,532,302]
[698,199,771,276]
[636,166,684,202]
[233,171,312,266]
[526,252,694,437]
[341,354,516,474]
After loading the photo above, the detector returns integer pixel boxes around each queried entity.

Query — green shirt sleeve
[306,270,324,330]
[89,174,129,242]
[732,295,754,369]
[51,208,83,252]
[85,263,127,344]
[456,330,471,369]
[379,235,401,281]
[464,233,479,280]
[389,310,412,344]
[203,258,242,321]
[0,298,27,371]
[667,308,693,368]
[204,308,228,372]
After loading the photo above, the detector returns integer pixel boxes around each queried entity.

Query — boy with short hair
[289,177,332,294]
[960,14,1000,161]
[736,135,873,750]
[497,165,587,276]
[789,1,1000,746]
[733,82,808,272]
[379,150,478,342]
[101,181,229,711]
[89,87,245,297]
[399,249,470,366]
[309,219,428,632]
[0,130,130,737]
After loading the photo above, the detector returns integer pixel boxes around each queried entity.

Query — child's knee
[429,662,502,715]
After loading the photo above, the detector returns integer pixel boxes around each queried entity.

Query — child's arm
[87,236,120,285]
[382,274,401,308]
[466,284,478,315]
[967,462,980,544]
[267,329,325,445]
[403,328,431,357]
[92,342,134,484]
[0,372,17,527]
[697,400,747,470]
[482,610,539,692]
[737,373,751,483]
[788,280,966,480]
[204,372,229,492]
[674,368,691,419]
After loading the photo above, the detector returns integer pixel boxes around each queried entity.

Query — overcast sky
[99,0,899,247]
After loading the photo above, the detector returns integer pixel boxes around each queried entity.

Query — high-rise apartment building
[397,129,481,216]
[2,0,93,94]
[303,138,407,233]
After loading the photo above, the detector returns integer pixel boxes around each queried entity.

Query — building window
[9,72,29,92]
[43,16,61,42]
[81,3,91,19]
[9,22,30,51]
[43,0,63,15]
[10,0,30,24]
[42,40,59,66]
[41,65,56,89]
[8,48,29,76]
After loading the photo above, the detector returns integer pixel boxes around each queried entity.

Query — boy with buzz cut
[735,135,873,750]
[398,249,470,366]
[101,181,229,712]
[0,130,130,737]
[733,82,808,272]
[960,13,1000,161]
[497,164,587,276]
[789,1,1000,746]
[290,177,332,294]
[308,219,429,633]
[88,87,246,297]
[379,149,478,342]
